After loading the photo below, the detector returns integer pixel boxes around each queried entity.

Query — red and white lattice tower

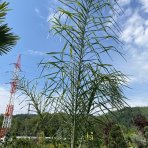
[0,55,21,138]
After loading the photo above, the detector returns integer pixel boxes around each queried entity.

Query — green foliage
[1,137,69,148]
[41,0,128,147]
[1,138,35,148]
[144,126,148,138]
[0,1,19,55]
[0,109,147,147]
[144,126,148,146]
[131,134,147,148]
[0,107,147,138]
[108,124,127,148]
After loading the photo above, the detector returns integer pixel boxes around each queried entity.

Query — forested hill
[108,106,148,120]
[105,106,148,127]
[0,106,147,136]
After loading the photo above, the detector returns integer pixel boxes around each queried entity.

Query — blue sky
[0,0,148,114]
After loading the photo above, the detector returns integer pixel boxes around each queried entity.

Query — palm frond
[0,24,19,55]
[0,2,19,55]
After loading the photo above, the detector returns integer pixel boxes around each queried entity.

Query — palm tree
[0,1,19,55]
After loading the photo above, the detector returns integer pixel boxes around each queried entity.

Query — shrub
[108,124,127,148]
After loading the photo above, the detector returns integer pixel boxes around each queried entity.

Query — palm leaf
[0,2,19,55]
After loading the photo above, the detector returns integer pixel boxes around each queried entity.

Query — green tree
[42,0,128,147]
[144,126,148,146]
[18,79,59,137]
[109,124,127,148]
[0,1,19,55]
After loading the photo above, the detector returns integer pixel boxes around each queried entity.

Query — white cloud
[47,10,67,28]
[117,44,148,83]
[0,87,28,115]
[126,93,148,107]
[127,96,148,107]
[35,8,40,14]
[119,7,148,83]
[34,8,45,19]
[139,0,148,13]
[0,87,10,114]
[46,0,68,28]
[118,0,131,6]
[124,7,133,16]
[27,50,46,57]
[121,12,148,47]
